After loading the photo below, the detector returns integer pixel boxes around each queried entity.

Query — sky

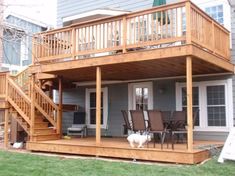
[4,0,57,26]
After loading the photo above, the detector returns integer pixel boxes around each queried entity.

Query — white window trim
[176,79,233,132]
[85,87,108,129]
[128,82,153,111]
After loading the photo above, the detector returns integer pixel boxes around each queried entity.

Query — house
[1,13,48,74]
[229,0,235,128]
[0,0,234,164]
[56,0,233,140]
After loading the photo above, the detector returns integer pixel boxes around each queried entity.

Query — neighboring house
[55,0,234,140]
[1,13,48,74]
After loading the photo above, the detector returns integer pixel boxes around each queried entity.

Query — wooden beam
[30,74,35,141]
[57,76,63,137]
[4,108,9,148]
[36,73,57,80]
[186,56,193,151]
[96,67,101,146]
[30,45,191,74]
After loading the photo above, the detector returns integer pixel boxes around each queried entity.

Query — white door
[128,82,153,111]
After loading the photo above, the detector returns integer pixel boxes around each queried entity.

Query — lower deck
[26,137,223,164]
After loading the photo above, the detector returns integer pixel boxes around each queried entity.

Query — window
[181,87,199,126]
[176,79,233,131]
[89,92,104,125]
[135,87,149,110]
[86,88,108,128]
[205,5,224,25]
[207,85,226,126]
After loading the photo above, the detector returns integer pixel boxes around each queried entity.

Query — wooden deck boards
[26,137,223,164]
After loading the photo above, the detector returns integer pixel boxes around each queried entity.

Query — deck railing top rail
[32,0,230,64]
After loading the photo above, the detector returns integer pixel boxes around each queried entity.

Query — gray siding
[55,87,86,134]
[153,80,176,111]
[57,0,177,27]
[59,76,230,140]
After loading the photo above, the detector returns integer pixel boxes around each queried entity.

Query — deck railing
[11,67,31,94]
[32,0,230,64]
[7,78,31,125]
[34,84,59,132]
[0,71,60,135]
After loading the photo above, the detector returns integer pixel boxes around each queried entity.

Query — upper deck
[31,0,233,80]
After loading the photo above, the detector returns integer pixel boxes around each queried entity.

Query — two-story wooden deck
[0,0,234,164]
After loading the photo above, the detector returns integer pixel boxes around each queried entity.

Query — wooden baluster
[160,11,163,38]
[122,16,127,53]
[211,22,215,54]
[171,9,173,37]
[138,16,140,42]
[166,10,168,38]
[114,22,117,47]
[72,28,76,59]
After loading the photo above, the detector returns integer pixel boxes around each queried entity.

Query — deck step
[34,128,56,134]
[35,118,44,123]
[32,133,60,141]
[34,122,49,128]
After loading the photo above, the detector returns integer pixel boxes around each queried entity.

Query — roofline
[63,8,130,23]
[4,12,49,28]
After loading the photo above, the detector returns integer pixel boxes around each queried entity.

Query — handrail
[34,84,58,129]
[11,67,31,93]
[7,77,31,124]
[32,0,230,64]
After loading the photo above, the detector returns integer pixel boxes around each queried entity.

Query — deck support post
[4,73,9,148]
[186,56,193,151]
[30,74,35,141]
[4,108,9,148]
[57,76,63,137]
[49,85,53,99]
[96,67,101,146]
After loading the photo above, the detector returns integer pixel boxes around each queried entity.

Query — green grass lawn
[0,150,234,176]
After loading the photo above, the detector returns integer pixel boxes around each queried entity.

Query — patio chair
[171,109,200,149]
[147,110,169,149]
[67,111,87,137]
[129,110,148,133]
[121,110,132,134]
[161,111,172,129]
[171,111,187,150]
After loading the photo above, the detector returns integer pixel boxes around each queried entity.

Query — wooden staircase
[0,70,61,142]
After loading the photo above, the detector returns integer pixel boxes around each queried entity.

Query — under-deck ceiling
[48,56,231,82]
